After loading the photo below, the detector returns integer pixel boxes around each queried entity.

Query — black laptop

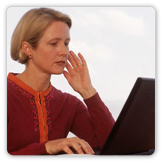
[58,77,155,156]
[94,77,155,155]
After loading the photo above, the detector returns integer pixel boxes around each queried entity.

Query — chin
[51,70,64,75]
[48,66,66,75]
[52,72,63,75]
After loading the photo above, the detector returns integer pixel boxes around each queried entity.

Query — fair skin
[17,21,96,155]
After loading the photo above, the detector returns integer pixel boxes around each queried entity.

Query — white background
[7,6,155,138]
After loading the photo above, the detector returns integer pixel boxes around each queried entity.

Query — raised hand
[63,51,96,99]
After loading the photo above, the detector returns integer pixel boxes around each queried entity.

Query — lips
[55,60,66,66]
[56,61,66,64]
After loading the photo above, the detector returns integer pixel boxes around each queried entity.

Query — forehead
[41,21,70,41]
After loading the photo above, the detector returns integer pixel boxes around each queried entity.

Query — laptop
[58,77,155,156]
[94,77,155,155]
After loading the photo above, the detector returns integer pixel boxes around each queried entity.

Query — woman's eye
[65,43,69,46]
[51,43,57,46]
[50,42,69,47]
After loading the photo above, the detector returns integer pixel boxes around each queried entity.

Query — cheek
[33,51,49,66]
[41,48,58,60]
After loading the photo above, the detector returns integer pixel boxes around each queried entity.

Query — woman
[7,8,115,155]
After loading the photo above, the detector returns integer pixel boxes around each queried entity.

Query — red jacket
[7,73,115,155]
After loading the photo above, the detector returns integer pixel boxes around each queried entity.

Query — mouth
[55,60,66,66]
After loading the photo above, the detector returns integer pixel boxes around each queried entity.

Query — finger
[63,71,72,83]
[69,51,82,67]
[79,140,94,154]
[66,62,74,75]
[78,53,87,66]
[68,54,78,69]
[71,143,84,154]
[62,145,74,154]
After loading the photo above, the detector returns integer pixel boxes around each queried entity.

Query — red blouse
[7,73,115,155]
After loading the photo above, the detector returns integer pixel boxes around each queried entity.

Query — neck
[17,64,51,92]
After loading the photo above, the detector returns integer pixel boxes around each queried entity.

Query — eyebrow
[49,37,71,42]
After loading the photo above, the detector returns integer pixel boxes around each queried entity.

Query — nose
[59,43,69,57]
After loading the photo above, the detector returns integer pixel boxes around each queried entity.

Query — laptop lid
[100,77,155,155]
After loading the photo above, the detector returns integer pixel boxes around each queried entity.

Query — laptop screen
[100,78,155,155]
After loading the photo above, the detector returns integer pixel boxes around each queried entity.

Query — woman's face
[30,21,70,75]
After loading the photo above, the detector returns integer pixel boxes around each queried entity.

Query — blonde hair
[11,8,72,64]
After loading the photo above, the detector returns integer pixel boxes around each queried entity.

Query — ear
[22,41,33,58]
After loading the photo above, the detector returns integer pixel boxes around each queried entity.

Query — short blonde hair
[11,8,72,64]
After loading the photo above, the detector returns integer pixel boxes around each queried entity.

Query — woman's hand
[45,137,95,155]
[63,51,96,99]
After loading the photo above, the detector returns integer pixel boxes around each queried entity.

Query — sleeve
[8,142,48,155]
[70,93,115,148]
